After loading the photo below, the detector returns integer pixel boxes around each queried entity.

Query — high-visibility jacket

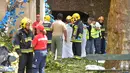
[43,21,52,31]
[91,24,101,39]
[71,20,83,43]
[86,24,101,39]
[13,28,34,53]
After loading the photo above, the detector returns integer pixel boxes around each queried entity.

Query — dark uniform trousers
[72,42,81,56]
[46,31,52,51]
[101,37,106,54]
[72,20,83,56]
[18,52,33,73]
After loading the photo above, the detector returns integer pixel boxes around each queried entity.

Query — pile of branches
[0,29,13,51]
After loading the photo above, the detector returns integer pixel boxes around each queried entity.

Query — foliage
[0,30,13,51]
[45,52,100,73]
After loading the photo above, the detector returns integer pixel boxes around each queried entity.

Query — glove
[77,37,81,40]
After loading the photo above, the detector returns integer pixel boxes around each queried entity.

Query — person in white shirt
[62,15,74,58]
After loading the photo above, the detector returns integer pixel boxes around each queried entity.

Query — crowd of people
[12,13,106,73]
[49,13,106,58]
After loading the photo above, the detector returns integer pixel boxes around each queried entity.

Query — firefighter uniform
[13,17,33,73]
[72,13,83,56]
[98,16,106,54]
[43,15,52,51]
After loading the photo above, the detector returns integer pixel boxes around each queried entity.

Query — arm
[13,32,21,55]
[32,36,38,48]
[32,22,36,34]
[43,29,47,35]
[72,25,78,39]
[95,27,100,30]
[64,29,67,42]
[63,23,67,42]
[78,21,83,39]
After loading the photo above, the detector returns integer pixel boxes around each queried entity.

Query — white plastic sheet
[62,24,74,58]
[81,27,87,57]
[85,65,105,70]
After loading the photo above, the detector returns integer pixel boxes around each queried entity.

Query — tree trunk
[105,0,130,69]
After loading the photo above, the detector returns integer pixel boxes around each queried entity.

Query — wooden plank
[85,54,130,60]
[86,69,130,72]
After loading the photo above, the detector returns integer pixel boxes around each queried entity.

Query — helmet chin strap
[24,28,30,33]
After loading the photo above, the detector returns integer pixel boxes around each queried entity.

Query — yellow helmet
[98,16,104,21]
[66,15,72,20]
[44,15,51,22]
[72,13,80,20]
[20,17,30,28]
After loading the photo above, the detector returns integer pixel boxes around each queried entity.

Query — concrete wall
[0,0,36,27]
[0,0,6,20]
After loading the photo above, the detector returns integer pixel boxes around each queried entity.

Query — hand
[65,38,67,42]
[72,37,75,40]
[77,38,81,40]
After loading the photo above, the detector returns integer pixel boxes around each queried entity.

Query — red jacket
[32,33,48,50]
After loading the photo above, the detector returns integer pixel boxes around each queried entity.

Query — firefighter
[43,15,52,51]
[32,24,48,73]
[98,16,106,54]
[71,13,83,56]
[62,15,74,58]
[13,17,33,73]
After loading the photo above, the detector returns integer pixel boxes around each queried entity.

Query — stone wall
[48,0,110,23]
